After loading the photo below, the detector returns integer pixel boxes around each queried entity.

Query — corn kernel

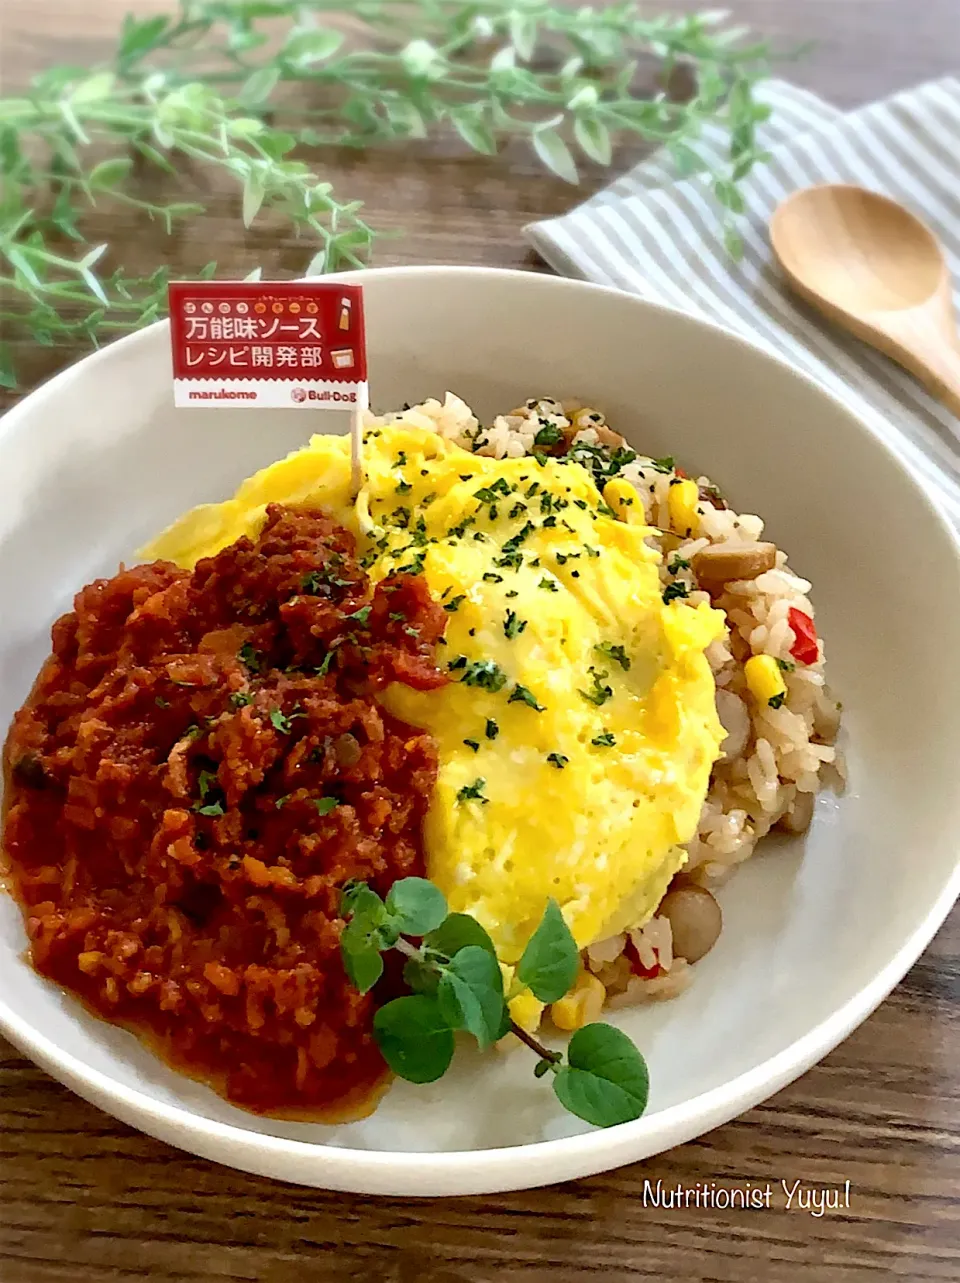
[602,478,645,526]
[667,478,700,536]
[509,989,545,1033]
[550,971,607,1031]
[744,653,787,705]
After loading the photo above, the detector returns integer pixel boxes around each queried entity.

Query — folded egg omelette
[142,422,726,996]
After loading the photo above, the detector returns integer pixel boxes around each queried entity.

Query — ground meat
[2,505,447,1117]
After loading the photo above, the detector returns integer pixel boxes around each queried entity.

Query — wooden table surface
[2,2,959,1280]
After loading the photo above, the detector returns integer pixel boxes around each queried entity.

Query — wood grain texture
[2,2,959,1279]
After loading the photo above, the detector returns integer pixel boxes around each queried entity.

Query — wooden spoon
[770,184,960,415]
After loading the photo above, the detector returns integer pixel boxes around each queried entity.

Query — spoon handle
[914,339,960,418]
[880,300,960,418]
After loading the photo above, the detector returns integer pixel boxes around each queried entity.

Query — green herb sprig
[340,877,650,1128]
[2,0,770,389]
[0,71,374,389]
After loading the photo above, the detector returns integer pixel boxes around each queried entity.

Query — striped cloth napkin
[525,77,960,523]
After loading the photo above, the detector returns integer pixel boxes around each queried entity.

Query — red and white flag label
[168,280,367,409]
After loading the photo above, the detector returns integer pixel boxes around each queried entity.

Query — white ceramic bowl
[2,267,959,1196]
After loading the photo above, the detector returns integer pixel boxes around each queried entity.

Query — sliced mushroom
[658,886,722,963]
[776,790,815,834]
[715,688,750,763]
[592,423,627,451]
[692,541,777,588]
[699,484,727,510]
[561,414,626,453]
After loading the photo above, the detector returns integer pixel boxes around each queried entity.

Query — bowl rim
[2,263,959,1195]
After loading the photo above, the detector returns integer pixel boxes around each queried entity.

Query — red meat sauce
[2,505,449,1117]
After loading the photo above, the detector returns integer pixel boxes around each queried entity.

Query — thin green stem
[509,1020,562,1066]
[393,936,426,962]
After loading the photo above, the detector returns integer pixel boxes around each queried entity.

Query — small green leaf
[118,14,170,62]
[714,177,746,215]
[508,10,537,60]
[79,243,108,270]
[6,247,41,288]
[314,796,338,816]
[531,128,579,185]
[449,106,497,156]
[552,1023,650,1127]
[79,268,108,305]
[516,898,579,1003]
[226,116,265,141]
[70,72,116,104]
[88,157,133,190]
[341,930,384,994]
[282,27,344,66]
[403,956,440,995]
[437,945,505,1048]
[426,912,498,960]
[573,116,612,166]
[256,130,297,161]
[385,98,427,139]
[670,142,702,176]
[242,172,266,228]
[373,995,456,1083]
[385,877,448,936]
[239,65,280,107]
[340,881,384,923]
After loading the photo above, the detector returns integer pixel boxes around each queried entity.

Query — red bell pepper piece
[788,607,819,665]
[624,936,663,980]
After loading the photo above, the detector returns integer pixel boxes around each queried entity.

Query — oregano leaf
[403,955,440,995]
[426,912,497,959]
[516,898,579,1003]
[552,1023,650,1127]
[437,945,505,1048]
[385,877,448,936]
[373,995,455,1083]
[340,932,384,994]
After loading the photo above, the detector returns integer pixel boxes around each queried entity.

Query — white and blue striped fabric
[525,78,960,523]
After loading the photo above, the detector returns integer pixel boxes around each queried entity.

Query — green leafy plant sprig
[341,877,650,1128]
[1,0,772,391]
